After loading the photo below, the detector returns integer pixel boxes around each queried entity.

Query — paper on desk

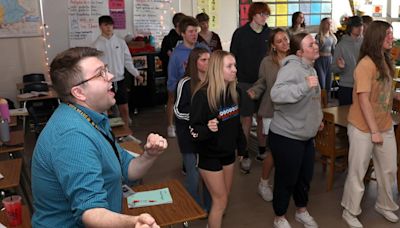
[127,187,173,208]
[17,91,49,99]
[0,222,6,228]
[125,149,141,158]
[9,108,28,116]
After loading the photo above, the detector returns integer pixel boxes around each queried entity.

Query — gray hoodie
[270,55,323,141]
[331,34,363,88]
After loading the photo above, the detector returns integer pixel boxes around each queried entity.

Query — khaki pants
[341,124,399,215]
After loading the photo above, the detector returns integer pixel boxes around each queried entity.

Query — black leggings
[269,130,315,216]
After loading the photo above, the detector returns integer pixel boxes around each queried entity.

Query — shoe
[134,108,139,115]
[240,158,252,174]
[167,125,176,138]
[375,205,399,223]
[256,153,267,162]
[295,210,318,228]
[121,135,142,144]
[273,217,292,228]
[258,181,273,202]
[342,209,363,228]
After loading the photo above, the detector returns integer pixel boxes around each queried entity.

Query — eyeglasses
[74,64,110,87]
[258,13,269,18]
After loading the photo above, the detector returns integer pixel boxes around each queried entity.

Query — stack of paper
[127,187,173,208]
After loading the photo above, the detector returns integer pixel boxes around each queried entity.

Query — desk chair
[315,112,349,191]
[22,73,45,83]
[321,89,328,108]
[23,83,58,134]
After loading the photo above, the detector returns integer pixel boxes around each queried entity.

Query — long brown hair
[359,20,394,80]
[268,28,289,66]
[183,47,210,95]
[195,50,238,112]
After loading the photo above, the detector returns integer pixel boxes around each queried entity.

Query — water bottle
[0,119,10,143]
[149,34,155,47]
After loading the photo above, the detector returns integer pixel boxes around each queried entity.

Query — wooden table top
[0,130,24,154]
[16,89,58,102]
[123,179,207,227]
[0,205,31,228]
[0,158,22,189]
[323,105,400,128]
[323,105,350,128]
[112,125,133,138]
[119,141,144,155]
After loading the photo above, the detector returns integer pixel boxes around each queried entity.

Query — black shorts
[198,153,236,171]
[112,79,128,105]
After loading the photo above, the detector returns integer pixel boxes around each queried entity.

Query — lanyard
[67,104,121,164]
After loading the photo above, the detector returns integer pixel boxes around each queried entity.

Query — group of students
[165,2,399,228]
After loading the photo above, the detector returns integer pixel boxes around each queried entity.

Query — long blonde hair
[195,50,238,112]
[317,17,337,46]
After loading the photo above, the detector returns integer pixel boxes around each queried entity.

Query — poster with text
[68,0,108,47]
[133,0,173,48]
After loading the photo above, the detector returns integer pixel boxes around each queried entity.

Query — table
[0,205,31,228]
[16,89,58,103]
[0,159,22,189]
[0,130,24,156]
[119,141,144,155]
[112,125,133,138]
[123,179,207,227]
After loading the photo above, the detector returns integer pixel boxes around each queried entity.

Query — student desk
[0,130,24,158]
[0,205,31,228]
[119,141,144,155]
[123,179,207,227]
[112,125,133,138]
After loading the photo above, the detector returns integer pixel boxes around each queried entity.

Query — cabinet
[127,52,167,110]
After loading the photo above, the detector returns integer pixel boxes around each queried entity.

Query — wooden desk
[120,141,144,155]
[0,205,31,228]
[323,105,400,128]
[0,159,22,189]
[123,179,207,227]
[16,89,58,103]
[112,125,133,138]
[0,130,24,155]
[323,105,350,127]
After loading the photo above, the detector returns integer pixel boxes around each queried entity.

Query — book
[127,187,173,208]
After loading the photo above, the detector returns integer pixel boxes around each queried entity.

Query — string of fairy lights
[39,0,50,70]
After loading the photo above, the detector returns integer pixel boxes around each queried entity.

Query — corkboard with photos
[239,0,333,28]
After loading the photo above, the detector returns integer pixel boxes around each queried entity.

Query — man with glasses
[93,15,143,135]
[230,2,271,173]
[31,47,166,227]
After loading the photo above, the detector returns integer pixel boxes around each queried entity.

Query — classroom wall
[0,0,356,105]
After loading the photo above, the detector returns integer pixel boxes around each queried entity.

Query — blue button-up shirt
[31,103,134,227]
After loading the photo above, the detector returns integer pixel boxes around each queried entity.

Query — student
[361,15,373,36]
[190,50,246,228]
[166,16,208,138]
[196,12,222,52]
[230,2,270,173]
[269,33,322,228]
[315,17,337,94]
[331,16,363,106]
[93,15,143,131]
[31,47,167,227]
[287,11,306,37]
[174,47,211,211]
[247,28,290,202]
[341,21,399,228]
[161,12,186,137]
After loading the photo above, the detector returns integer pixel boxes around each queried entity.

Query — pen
[133,200,157,203]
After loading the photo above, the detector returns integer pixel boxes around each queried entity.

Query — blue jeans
[182,153,212,212]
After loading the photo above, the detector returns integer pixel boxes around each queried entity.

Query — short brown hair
[248,2,270,21]
[50,47,103,103]
[196,13,209,23]
[289,32,309,55]
[178,16,199,35]
[172,13,185,28]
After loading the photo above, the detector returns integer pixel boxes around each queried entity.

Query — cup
[2,195,22,226]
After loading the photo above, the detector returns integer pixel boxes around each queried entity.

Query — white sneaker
[274,217,292,228]
[240,157,252,174]
[256,153,267,162]
[342,209,363,228]
[167,125,176,138]
[295,210,318,228]
[258,181,273,202]
[375,205,399,223]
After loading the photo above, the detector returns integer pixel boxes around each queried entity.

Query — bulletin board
[239,0,333,28]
